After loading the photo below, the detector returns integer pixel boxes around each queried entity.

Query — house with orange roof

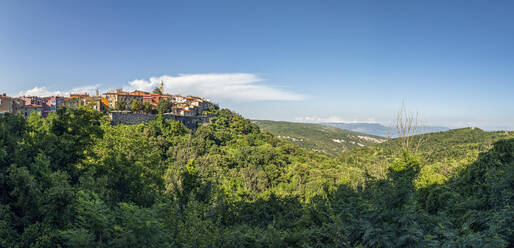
[180,108,193,116]
[21,104,43,118]
[102,89,143,109]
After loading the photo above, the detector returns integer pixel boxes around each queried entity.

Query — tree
[157,100,172,114]
[0,113,27,169]
[131,100,142,112]
[115,100,126,111]
[0,106,511,247]
[153,88,162,95]
[26,107,104,178]
[143,102,153,114]
[394,104,425,153]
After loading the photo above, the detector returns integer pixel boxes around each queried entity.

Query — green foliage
[142,102,153,114]
[0,108,512,247]
[114,100,126,111]
[336,128,514,187]
[157,100,172,114]
[130,100,142,112]
[152,87,162,95]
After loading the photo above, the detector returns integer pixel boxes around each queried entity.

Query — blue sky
[1,0,513,129]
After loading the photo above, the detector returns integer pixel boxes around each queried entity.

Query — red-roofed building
[21,104,43,118]
[129,90,172,107]
[180,108,193,116]
[19,96,45,106]
[0,94,14,114]
[102,89,143,110]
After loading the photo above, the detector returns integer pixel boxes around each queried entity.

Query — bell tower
[159,80,164,95]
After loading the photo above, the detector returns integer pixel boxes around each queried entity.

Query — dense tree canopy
[157,100,173,115]
[142,102,154,114]
[131,100,142,112]
[0,107,512,247]
[114,100,126,111]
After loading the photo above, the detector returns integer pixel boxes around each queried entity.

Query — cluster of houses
[0,86,213,118]
[101,88,213,116]
[0,93,65,118]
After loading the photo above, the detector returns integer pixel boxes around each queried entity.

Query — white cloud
[17,84,101,97]
[123,73,304,101]
[295,116,378,123]
[16,73,304,102]
[17,87,65,97]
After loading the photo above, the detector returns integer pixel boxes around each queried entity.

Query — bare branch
[395,104,425,154]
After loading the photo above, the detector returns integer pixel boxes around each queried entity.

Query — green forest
[0,107,513,247]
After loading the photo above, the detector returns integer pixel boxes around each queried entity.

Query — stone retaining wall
[162,114,210,130]
[109,112,210,130]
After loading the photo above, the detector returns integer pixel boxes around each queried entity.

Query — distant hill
[253,120,386,155]
[336,127,514,185]
[323,122,450,137]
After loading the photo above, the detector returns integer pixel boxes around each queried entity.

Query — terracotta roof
[70,93,89,97]
[103,91,129,95]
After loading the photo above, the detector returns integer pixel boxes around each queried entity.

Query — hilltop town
[0,82,214,120]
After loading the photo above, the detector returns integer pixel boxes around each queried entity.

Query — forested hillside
[253,120,385,155]
[324,122,449,137]
[336,128,514,187]
[0,107,512,247]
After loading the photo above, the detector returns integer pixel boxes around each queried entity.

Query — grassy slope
[253,120,386,155]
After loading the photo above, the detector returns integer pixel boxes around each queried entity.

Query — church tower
[159,80,164,95]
